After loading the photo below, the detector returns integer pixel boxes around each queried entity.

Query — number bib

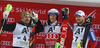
[44,25,61,46]
[72,25,85,43]
[13,23,30,47]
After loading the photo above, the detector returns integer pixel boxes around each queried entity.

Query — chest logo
[21,28,29,34]
[75,28,84,34]
[48,26,55,32]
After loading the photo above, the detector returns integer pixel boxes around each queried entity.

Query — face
[22,14,31,24]
[75,14,85,24]
[49,14,57,23]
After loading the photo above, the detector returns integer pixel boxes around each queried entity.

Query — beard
[77,20,84,25]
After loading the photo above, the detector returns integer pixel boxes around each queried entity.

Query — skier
[43,8,62,48]
[72,10,97,48]
[44,8,72,48]
[1,10,43,48]
[62,7,97,48]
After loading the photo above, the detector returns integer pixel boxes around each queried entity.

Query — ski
[60,20,68,48]
[55,7,71,48]
[0,4,12,34]
[82,16,93,48]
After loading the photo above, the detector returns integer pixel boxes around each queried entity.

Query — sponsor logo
[92,24,100,29]
[0,41,12,46]
[36,44,44,48]
[2,31,13,34]
[86,10,96,19]
[7,18,15,23]
[46,33,59,39]
[16,8,46,14]
[36,32,45,39]
[37,32,45,37]
[40,20,46,24]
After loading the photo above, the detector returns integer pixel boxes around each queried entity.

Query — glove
[77,41,83,48]
[85,16,93,25]
[31,11,38,22]
[61,7,69,20]
[55,42,60,48]
[3,10,10,19]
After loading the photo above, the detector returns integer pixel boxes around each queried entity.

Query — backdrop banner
[0,1,100,48]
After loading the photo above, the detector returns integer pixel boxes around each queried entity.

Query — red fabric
[0,1,100,48]
[31,26,35,33]
[91,41,97,48]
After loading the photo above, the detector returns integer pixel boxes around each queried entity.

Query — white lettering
[85,10,96,19]
[10,7,14,12]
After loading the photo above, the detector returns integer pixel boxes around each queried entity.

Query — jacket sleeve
[1,19,16,32]
[34,20,44,34]
[89,27,97,48]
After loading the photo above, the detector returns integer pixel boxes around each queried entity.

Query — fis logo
[86,10,96,19]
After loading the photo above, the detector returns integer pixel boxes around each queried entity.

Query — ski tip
[6,4,12,12]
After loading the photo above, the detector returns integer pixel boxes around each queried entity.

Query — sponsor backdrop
[0,1,100,48]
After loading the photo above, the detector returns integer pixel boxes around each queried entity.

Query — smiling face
[49,14,57,23]
[75,14,85,24]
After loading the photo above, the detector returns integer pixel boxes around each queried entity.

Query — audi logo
[0,41,12,46]
[92,24,100,29]
[36,44,44,48]
[2,31,13,34]
[37,32,45,37]
[7,18,15,23]
[45,33,59,39]
[40,20,46,24]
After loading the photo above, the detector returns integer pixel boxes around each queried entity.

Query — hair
[20,11,31,18]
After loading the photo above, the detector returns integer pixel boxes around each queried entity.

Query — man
[53,7,97,48]
[71,10,97,48]
[60,7,97,48]
[1,10,43,48]
[43,8,62,48]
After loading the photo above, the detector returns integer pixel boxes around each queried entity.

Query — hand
[85,16,93,25]
[77,41,83,48]
[31,11,38,22]
[62,7,69,20]
[55,42,60,48]
[3,10,10,19]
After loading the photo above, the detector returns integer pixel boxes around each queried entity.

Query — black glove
[62,7,69,20]
[85,16,93,25]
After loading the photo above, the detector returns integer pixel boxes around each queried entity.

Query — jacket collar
[18,21,29,27]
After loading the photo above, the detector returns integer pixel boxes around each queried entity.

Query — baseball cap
[74,10,85,16]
